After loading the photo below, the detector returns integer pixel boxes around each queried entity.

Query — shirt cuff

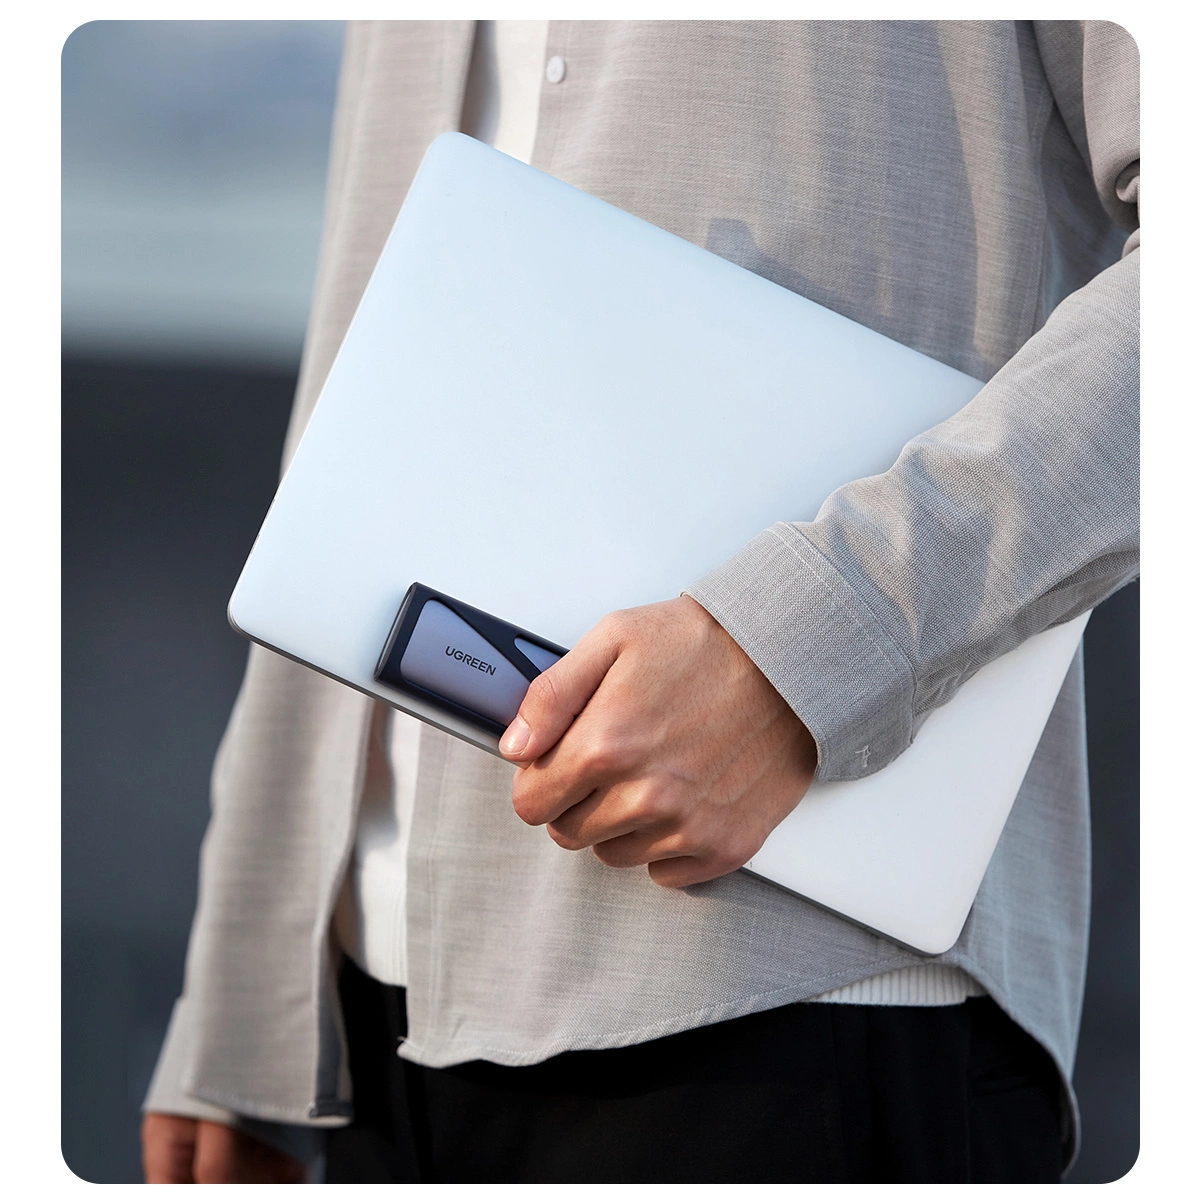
[143,997,326,1167]
[684,523,916,782]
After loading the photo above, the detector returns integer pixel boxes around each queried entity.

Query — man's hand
[141,1113,306,1184]
[500,596,817,887]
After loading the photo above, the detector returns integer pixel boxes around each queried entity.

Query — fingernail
[500,716,531,758]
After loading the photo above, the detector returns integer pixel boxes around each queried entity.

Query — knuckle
[713,855,744,879]
[579,735,631,779]
[617,793,657,828]
[598,609,628,635]
[617,778,674,827]
[717,836,759,875]
[511,789,544,826]
[591,841,618,865]
[593,841,636,868]
[547,824,584,851]
[523,670,559,713]
[647,859,688,888]
[598,607,638,645]
[664,826,702,856]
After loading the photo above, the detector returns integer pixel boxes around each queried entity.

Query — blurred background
[61,20,1139,1184]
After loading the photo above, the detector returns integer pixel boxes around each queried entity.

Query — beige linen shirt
[146,21,1139,1168]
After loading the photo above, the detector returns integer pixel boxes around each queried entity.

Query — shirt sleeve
[685,20,1139,783]
[144,997,326,1168]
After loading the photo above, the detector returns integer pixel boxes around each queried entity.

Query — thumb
[499,625,620,762]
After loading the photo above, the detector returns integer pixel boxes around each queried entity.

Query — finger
[499,619,622,762]
[193,1122,246,1185]
[545,787,645,850]
[194,1120,307,1184]
[547,777,675,850]
[242,1135,307,1185]
[590,825,694,869]
[141,1113,198,1184]
[647,843,757,888]
[511,699,642,826]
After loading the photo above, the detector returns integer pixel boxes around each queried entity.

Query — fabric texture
[808,964,985,1006]
[144,20,1139,1174]
[334,705,420,988]
[324,957,1064,1183]
[459,19,549,162]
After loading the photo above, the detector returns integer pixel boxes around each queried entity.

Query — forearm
[688,250,1138,782]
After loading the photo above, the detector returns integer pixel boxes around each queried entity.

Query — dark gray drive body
[374,584,566,737]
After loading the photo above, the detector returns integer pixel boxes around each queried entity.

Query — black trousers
[325,957,1064,1183]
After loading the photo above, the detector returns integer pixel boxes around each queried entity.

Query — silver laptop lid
[229,133,1085,953]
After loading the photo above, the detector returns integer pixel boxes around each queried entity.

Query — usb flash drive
[374,583,567,736]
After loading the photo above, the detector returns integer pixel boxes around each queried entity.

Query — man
[143,20,1138,1183]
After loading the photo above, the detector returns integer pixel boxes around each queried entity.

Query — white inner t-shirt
[333,19,983,1008]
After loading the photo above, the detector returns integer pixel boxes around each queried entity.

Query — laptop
[229,132,1087,955]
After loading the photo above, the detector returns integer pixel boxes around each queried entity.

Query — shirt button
[545,55,566,84]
